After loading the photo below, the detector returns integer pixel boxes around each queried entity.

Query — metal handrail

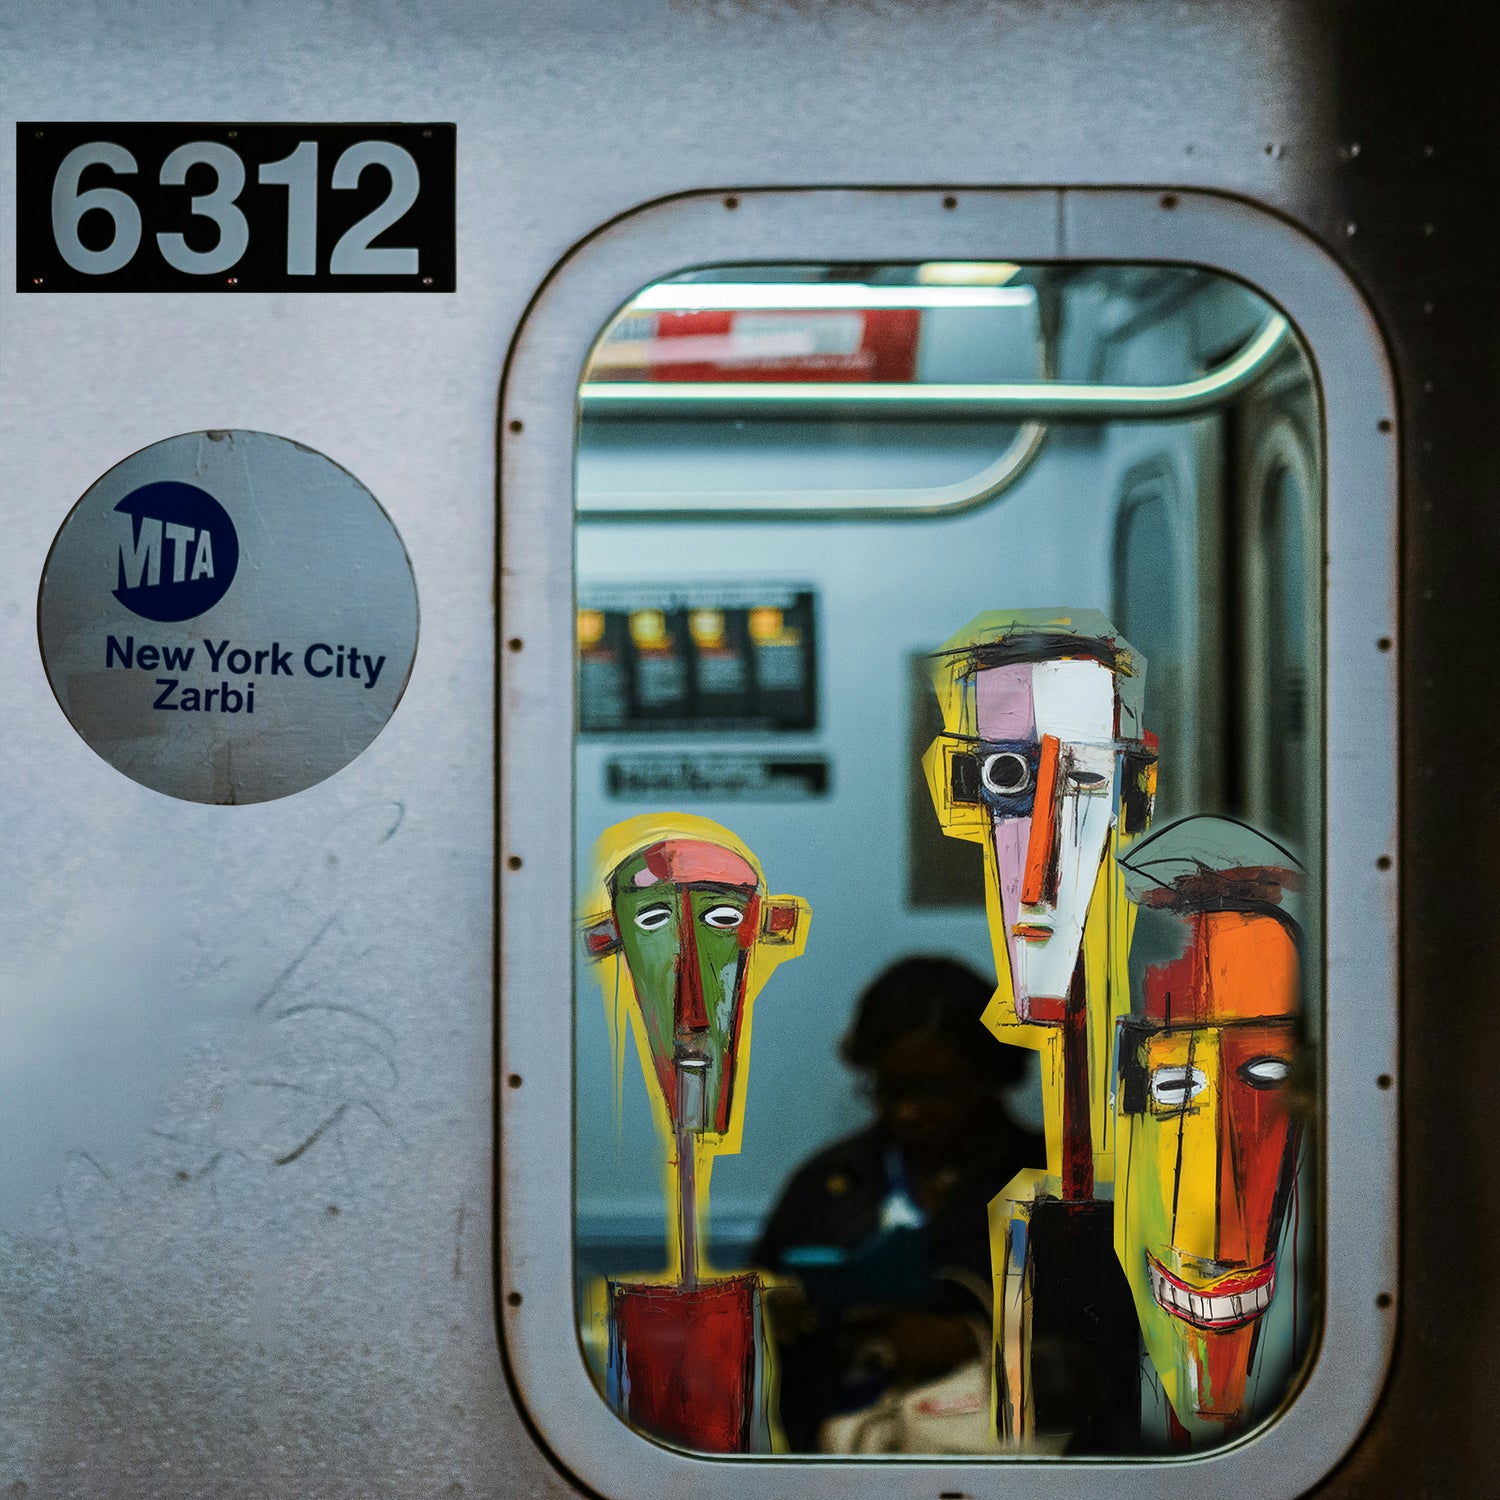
[579,316,1287,422]
[578,419,1047,520]
[576,316,1287,519]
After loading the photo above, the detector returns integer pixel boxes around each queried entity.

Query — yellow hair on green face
[581,812,809,1279]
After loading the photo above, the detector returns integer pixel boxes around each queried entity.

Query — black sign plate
[17,123,455,292]
[605,756,830,802]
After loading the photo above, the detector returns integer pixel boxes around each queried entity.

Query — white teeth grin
[1148,1262,1275,1328]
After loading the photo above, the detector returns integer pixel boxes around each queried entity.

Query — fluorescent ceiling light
[629,282,1036,312]
[917,261,1021,285]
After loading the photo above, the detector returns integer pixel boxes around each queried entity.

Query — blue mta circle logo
[113,481,239,622]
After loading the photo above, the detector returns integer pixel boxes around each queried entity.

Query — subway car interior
[572,261,1321,1453]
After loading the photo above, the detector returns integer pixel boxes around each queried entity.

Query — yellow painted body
[922,611,1150,1444]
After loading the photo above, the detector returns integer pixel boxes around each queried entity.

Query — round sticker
[38,430,419,804]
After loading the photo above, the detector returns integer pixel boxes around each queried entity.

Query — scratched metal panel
[2,0,1490,1496]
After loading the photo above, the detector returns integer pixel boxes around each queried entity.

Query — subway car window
[1112,459,1190,822]
[1261,465,1309,837]
[571,263,1322,1458]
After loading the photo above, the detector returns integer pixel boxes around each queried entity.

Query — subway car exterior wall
[1,1,1493,1496]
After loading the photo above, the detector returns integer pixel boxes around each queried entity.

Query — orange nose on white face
[978,657,1122,1009]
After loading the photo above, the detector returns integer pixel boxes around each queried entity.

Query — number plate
[16,123,455,292]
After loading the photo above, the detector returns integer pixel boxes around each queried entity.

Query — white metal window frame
[497,188,1397,1499]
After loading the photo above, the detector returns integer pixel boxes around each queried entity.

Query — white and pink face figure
[926,612,1152,1026]
[964,653,1135,1023]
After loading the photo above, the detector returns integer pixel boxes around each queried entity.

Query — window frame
[497,187,1398,1498]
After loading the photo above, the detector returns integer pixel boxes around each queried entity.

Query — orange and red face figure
[1114,820,1304,1434]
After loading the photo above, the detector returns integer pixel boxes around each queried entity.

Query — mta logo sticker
[39,429,417,804]
[114,481,239,622]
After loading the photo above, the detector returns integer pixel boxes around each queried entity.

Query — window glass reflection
[573,263,1322,1457]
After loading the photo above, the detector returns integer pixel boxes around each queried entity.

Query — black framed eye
[1120,744,1157,834]
[632,903,672,932]
[982,750,1032,796]
[1238,1056,1291,1089]
[950,740,1038,808]
[701,904,744,930]
[951,752,982,803]
[1149,1063,1208,1109]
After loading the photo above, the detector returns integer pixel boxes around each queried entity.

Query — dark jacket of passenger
[754,1118,1043,1450]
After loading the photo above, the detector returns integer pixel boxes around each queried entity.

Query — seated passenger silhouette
[755,957,1042,1452]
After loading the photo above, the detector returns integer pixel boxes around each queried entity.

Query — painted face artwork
[583,814,809,1144]
[924,615,1312,1452]
[607,839,762,1134]
[580,816,809,1455]
[969,655,1122,1019]
[924,611,1155,1029]
[1115,824,1304,1430]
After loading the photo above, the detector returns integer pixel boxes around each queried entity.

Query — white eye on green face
[701,904,745,930]
[1150,1064,1209,1108]
[633,903,672,932]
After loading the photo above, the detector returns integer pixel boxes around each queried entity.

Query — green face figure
[609,840,763,1135]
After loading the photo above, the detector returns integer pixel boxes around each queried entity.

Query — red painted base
[608,1274,762,1453]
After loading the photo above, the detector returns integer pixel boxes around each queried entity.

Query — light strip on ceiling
[627,282,1037,312]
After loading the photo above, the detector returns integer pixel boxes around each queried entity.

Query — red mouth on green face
[1147,1254,1276,1329]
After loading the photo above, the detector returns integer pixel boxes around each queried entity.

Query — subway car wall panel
[0,1,1493,1496]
